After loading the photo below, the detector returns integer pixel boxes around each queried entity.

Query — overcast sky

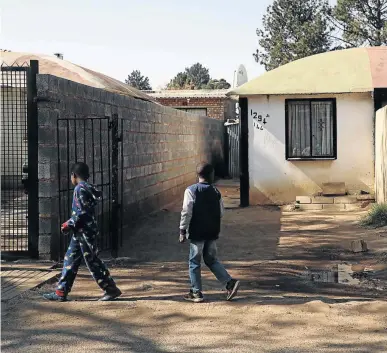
[1,0,337,89]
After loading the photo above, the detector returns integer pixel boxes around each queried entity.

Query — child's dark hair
[196,162,214,181]
[71,162,90,180]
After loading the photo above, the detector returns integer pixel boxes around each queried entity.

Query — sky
[1,0,336,89]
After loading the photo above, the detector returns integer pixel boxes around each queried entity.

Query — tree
[203,79,231,89]
[167,72,191,90]
[125,70,152,90]
[253,0,332,71]
[329,0,387,47]
[166,63,230,90]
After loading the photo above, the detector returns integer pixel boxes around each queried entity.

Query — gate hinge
[34,96,61,103]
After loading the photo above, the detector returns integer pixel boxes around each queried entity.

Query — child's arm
[63,186,92,231]
[179,188,194,239]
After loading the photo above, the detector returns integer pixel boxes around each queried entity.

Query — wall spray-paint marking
[251,110,270,131]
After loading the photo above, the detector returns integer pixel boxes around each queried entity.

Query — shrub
[360,203,387,228]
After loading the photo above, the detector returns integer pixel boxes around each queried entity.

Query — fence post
[239,98,249,207]
[110,114,120,257]
[27,60,39,258]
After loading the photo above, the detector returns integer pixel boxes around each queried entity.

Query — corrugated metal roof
[146,89,230,99]
[0,51,154,102]
[229,47,387,97]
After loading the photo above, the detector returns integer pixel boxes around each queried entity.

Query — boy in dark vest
[43,162,121,302]
[179,162,240,302]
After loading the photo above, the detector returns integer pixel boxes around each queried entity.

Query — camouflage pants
[57,232,116,294]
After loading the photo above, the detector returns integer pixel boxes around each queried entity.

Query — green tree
[254,0,332,71]
[330,0,387,46]
[203,79,231,89]
[125,70,152,90]
[166,63,230,90]
[167,72,191,89]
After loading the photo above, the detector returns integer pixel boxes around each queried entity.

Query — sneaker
[184,291,204,303]
[43,292,67,302]
[99,287,122,301]
[226,279,240,301]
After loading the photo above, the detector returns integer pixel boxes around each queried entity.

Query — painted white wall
[248,93,375,204]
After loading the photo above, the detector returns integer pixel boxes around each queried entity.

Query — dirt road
[2,204,387,352]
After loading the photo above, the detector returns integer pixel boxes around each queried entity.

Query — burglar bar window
[286,99,336,159]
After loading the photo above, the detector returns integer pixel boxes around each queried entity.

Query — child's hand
[179,234,186,243]
[61,222,70,233]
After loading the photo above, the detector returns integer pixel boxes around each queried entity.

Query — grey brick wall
[36,74,224,259]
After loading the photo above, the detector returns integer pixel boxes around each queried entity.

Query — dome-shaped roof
[0,51,154,102]
[230,47,387,96]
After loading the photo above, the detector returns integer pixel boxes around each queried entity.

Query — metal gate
[57,117,115,259]
[1,61,39,257]
[226,122,240,179]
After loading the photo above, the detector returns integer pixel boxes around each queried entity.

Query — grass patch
[360,203,387,228]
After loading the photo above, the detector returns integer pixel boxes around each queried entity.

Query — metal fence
[57,117,114,259]
[1,61,39,257]
[226,123,240,179]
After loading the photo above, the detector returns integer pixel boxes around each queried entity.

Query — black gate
[226,122,240,179]
[57,117,115,259]
[1,61,39,257]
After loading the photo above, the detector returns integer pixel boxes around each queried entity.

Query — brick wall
[155,97,229,121]
[36,74,224,259]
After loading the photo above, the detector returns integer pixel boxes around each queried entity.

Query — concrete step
[295,194,375,211]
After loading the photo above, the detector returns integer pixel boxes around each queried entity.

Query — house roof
[145,89,230,99]
[0,51,154,102]
[229,47,387,97]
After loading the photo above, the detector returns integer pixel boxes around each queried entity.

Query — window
[285,99,336,160]
[177,107,207,116]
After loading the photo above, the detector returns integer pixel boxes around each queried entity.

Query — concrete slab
[322,182,346,196]
[1,264,59,302]
[312,197,334,204]
[323,204,345,211]
[334,196,358,204]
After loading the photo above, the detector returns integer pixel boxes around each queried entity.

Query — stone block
[322,204,345,211]
[38,163,52,179]
[38,234,52,256]
[298,204,323,210]
[38,146,57,163]
[322,182,346,196]
[39,217,52,233]
[296,196,311,204]
[334,196,358,204]
[351,240,368,253]
[312,196,334,204]
[356,194,375,201]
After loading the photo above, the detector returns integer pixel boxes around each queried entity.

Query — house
[229,47,387,205]
[146,89,237,121]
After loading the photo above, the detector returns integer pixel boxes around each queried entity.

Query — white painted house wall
[248,93,374,204]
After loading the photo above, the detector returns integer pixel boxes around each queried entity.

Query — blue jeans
[189,240,232,293]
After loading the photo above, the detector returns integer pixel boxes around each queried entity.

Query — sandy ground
[2,201,387,353]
